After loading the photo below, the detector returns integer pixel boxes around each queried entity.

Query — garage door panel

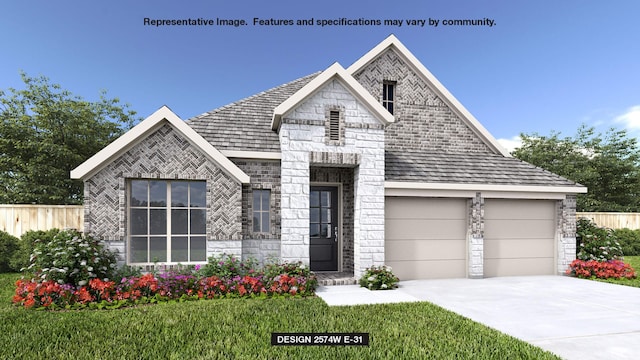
[484,219,555,239]
[484,199,556,277]
[386,219,467,240]
[385,197,467,280]
[386,198,467,219]
[485,199,555,220]
[484,239,554,259]
[386,260,467,280]
[485,258,554,277]
[386,239,466,261]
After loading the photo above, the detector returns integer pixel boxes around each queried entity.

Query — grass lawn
[0,273,560,360]
[596,256,640,288]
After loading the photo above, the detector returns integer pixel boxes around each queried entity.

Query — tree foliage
[0,72,138,204]
[513,125,640,211]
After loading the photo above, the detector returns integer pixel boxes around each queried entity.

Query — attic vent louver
[329,110,340,141]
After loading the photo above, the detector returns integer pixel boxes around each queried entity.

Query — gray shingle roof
[385,149,582,187]
[187,73,319,152]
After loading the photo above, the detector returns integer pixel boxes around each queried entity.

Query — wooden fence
[577,212,640,230]
[0,205,84,238]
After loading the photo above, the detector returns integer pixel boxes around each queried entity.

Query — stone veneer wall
[84,124,242,264]
[557,194,578,274]
[310,167,355,273]
[232,160,282,265]
[468,192,484,278]
[352,48,493,154]
[279,79,386,277]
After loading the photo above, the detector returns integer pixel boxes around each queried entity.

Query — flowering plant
[25,229,117,286]
[566,259,636,279]
[359,265,399,290]
[197,253,257,278]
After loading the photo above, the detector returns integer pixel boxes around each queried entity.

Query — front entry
[310,186,339,271]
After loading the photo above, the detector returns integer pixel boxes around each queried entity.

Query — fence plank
[577,212,640,230]
[0,205,84,238]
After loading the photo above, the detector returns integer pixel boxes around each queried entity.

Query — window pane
[149,209,166,235]
[253,191,261,211]
[261,190,270,211]
[253,214,260,232]
[321,191,330,207]
[130,237,147,263]
[131,181,148,206]
[130,209,147,235]
[150,236,167,262]
[388,84,394,101]
[171,236,188,263]
[322,209,331,224]
[171,209,188,234]
[310,191,319,207]
[310,208,319,223]
[190,236,206,262]
[320,224,329,238]
[261,212,269,233]
[388,102,394,114]
[149,181,167,206]
[190,182,206,207]
[310,224,320,237]
[171,182,188,207]
[190,209,206,234]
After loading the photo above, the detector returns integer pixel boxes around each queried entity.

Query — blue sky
[2,0,639,151]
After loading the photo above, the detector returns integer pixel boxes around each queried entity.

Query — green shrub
[10,229,59,272]
[359,265,399,290]
[197,253,258,278]
[26,229,118,286]
[0,231,20,273]
[612,228,640,256]
[576,218,622,261]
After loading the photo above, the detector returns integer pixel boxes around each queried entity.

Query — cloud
[496,136,522,153]
[615,105,640,131]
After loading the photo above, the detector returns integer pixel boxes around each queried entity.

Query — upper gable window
[252,189,270,233]
[383,81,396,114]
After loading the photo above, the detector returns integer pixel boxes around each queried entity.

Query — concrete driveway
[317,276,640,360]
[400,276,640,360]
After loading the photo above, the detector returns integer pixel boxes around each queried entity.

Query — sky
[2,0,639,152]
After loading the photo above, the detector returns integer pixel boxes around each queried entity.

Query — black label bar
[271,332,369,346]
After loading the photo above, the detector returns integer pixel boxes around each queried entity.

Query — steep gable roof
[348,35,510,157]
[70,106,250,183]
[271,63,394,131]
[188,73,318,152]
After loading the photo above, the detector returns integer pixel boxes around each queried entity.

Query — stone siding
[352,48,493,153]
[279,79,386,277]
[84,123,242,264]
[557,194,578,274]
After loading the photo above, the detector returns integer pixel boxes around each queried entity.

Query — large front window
[129,180,206,264]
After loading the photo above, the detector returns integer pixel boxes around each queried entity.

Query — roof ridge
[188,72,321,121]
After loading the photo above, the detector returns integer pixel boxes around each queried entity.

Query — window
[129,180,206,264]
[383,82,396,114]
[252,189,270,233]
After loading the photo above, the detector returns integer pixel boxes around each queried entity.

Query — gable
[348,35,509,156]
[71,106,249,184]
[352,47,494,154]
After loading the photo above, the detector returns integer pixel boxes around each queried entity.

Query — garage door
[385,197,467,280]
[484,199,556,277]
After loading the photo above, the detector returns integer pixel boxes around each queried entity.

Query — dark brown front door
[309,186,338,271]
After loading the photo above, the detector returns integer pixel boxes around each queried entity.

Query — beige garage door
[484,199,556,277]
[385,197,467,280]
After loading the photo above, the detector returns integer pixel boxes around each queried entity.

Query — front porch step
[316,272,357,286]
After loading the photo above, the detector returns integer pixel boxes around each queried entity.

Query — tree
[0,72,138,204]
[513,125,640,212]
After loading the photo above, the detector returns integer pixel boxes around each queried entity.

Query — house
[70,35,586,280]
